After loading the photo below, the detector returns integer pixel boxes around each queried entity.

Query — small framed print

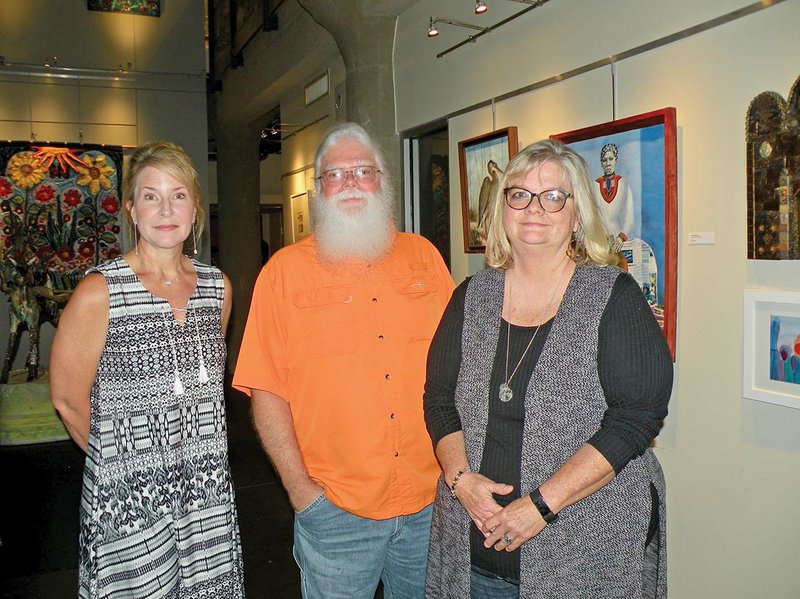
[743,289,800,410]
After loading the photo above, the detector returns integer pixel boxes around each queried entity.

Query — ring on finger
[502,533,512,545]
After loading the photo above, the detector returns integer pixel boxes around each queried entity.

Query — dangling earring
[133,221,139,256]
[565,230,577,261]
[192,219,198,255]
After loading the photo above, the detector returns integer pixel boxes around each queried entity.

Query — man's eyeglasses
[503,187,572,213]
[317,166,381,187]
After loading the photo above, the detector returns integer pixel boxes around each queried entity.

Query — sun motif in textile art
[32,146,89,176]
[6,152,46,190]
[76,154,115,195]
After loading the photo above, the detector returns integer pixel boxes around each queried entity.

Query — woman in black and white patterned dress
[51,141,245,598]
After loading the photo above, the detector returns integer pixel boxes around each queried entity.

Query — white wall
[0,1,208,371]
[395,1,800,597]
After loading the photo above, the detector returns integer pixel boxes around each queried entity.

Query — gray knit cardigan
[425,265,667,599]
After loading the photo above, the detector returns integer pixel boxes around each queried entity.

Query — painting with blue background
[568,124,666,304]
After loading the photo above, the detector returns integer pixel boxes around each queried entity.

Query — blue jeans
[470,567,520,599]
[293,494,432,599]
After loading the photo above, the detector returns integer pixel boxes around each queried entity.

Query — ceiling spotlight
[426,18,487,39]
[427,17,439,37]
[475,1,488,14]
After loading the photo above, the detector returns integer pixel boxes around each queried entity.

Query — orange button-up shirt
[233,233,454,519]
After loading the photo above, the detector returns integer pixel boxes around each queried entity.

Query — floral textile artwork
[87,0,161,17]
[0,142,123,382]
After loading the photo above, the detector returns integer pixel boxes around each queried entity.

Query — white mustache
[326,189,374,203]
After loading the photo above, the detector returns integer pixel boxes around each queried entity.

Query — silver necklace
[498,271,564,403]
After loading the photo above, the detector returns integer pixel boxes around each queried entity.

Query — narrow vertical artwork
[746,74,800,259]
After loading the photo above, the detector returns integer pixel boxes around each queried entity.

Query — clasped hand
[455,472,546,552]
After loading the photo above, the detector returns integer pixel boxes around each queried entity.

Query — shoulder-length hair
[484,139,617,270]
[123,140,205,251]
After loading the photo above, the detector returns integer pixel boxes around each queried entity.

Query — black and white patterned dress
[78,257,245,599]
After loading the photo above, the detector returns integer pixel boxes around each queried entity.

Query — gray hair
[484,139,617,269]
[313,122,388,196]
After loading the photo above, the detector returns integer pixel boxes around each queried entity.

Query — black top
[423,271,673,582]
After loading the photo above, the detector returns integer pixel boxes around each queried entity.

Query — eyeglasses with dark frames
[317,166,381,186]
[503,186,572,212]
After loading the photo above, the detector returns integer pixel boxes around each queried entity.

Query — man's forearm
[251,389,323,510]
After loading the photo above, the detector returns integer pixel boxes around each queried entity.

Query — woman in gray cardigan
[424,139,673,598]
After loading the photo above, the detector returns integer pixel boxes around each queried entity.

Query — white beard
[312,187,395,263]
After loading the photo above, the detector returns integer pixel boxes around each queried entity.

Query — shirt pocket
[293,284,357,358]
[390,273,443,343]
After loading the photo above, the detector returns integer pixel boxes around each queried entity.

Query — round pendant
[498,383,513,403]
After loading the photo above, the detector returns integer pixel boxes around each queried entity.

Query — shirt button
[378,335,384,340]
[372,297,378,303]
[390,413,396,419]
[385,373,391,380]
[394,451,399,457]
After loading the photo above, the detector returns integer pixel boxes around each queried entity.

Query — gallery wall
[0,1,208,370]
[394,0,800,597]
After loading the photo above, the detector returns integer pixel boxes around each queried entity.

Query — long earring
[565,230,577,261]
[192,220,198,255]
[133,222,139,256]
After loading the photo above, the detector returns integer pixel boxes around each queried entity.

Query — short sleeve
[231,257,290,399]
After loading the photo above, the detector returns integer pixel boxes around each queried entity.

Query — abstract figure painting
[770,314,800,385]
[746,74,800,259]
[744,289,800,410]
[458,127,518,253]
[552,108,677,359]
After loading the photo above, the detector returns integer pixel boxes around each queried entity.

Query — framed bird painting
[458,127,518,253]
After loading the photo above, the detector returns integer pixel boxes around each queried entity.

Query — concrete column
[298,0,403,222]
[215,119,262,370]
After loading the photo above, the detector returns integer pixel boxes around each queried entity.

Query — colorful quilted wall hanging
[0,142,123,382]
[88,0,161,17]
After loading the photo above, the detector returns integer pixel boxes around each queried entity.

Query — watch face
[759,140,773,159]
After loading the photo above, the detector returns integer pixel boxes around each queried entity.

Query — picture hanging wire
[611,62,617,121]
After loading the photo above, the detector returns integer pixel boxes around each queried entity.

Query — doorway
[404,124,451,269]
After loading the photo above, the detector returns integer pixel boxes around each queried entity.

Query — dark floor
[0,389,301,598]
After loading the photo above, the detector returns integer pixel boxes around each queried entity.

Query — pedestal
[0,369,70,445]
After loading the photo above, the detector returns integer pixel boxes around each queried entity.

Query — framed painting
[458,127,518,253]
[552,108,677,359]
[291,192,311,243]
[745,73,800,259]
[743,289,800,410]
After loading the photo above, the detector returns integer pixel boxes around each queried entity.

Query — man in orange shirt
[233,122,454,598]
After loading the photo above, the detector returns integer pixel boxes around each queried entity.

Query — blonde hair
[484,139,617,270]
[123,141,205,251]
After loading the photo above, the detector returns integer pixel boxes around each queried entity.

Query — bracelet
[530,487,558,524]
[449,467,470,499]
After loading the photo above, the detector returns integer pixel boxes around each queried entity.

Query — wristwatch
[530,487,558,524]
